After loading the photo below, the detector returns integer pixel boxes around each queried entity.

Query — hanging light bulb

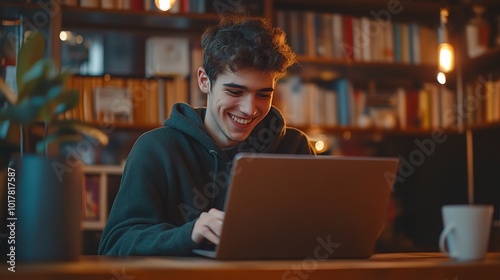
[438,8,455,73]
[437,72,447,85]
[438,43,455,73]
[155,0,177,11]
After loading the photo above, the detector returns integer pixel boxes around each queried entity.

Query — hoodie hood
[164,102,286,160]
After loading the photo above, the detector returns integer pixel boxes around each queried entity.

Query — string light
[437,72,447,85]
[438,43,454,73]
[155,0,177,11]
[438,8,455,74]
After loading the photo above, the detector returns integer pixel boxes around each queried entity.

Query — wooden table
[2,252,500,280]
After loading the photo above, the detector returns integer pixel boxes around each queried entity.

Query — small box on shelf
[82,164,123,230]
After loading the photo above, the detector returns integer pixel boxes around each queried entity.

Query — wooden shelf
[463,47,500,80]
[87,121,160,132]
[88,120,500,137]
[61,6,219,32]
[464,121,500,132]
[83,164,123,174]
[0,2,41,19]
[295,121,500,137]
[296,125,464,136]
[292,55,438,86]
[273,0,444,26]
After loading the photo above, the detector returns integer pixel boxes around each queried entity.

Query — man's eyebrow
[223,83,274,92]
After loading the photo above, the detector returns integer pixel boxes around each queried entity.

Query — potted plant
[0,31,108,262]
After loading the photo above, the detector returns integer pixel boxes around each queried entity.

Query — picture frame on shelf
[82,173,107,230]
[94,86,134,124]
[145,36,190,78]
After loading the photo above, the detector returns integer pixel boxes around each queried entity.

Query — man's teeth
[231,115,251,125]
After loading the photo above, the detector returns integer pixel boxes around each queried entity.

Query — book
[335,78,352,126]
[321,13,334,58]
[400,23,410,64]
[405,88,420,128]
[331,13,344,59]
[393,23,402,63]
[396,88,406,129]
[423,83,440,128]
[418,87,431,129]
[360,17,371,62]
[419,25,438,65]
[383,22,394,63]
[370,19,384,62]
[80,0,100,8]
[127,78,146,125]
[61,0,78,6]
[409,23,420,65]
[304,11,316,57]
[306,83,325,126]
[324,89,338,127]
[352,17,362,61]
[144,78,160,125]
[101,0,115,9]
[275,76,308,126]
[189,46,206,107]
[342,15,354,61]
[131,0,144,10]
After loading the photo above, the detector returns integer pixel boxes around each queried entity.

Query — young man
[98,14,315,256]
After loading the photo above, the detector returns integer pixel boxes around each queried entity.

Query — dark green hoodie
[98,102,314,256]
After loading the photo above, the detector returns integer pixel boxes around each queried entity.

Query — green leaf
[53,89,80,115]
[16,32,46,92]
[35,133,82,155]
[60,121,109,146]
[0,96,45,123]
[18,59,60,101]
[0,78,17,104]
[35,120,109,155]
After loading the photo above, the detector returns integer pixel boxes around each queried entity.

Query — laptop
[192,153,399,260]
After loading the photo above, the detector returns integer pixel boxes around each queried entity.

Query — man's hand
[191,208,225,244]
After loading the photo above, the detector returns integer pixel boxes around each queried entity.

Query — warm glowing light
[314,140,325,153]
[155,0,176,11]
[437,72,447,85]
[59,31,69,41]
[75,35,84,44]
[438,43,455,73]
[342,131,351,140]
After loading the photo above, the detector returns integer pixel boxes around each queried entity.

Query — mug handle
[439,224,458,258]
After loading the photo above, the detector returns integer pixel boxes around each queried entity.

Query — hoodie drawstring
[209,149,219,208]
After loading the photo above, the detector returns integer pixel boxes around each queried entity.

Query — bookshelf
[1,0,468,134]
[61,6,219,32]
[270,1,455,137]
[2,1,499,134]
[459,1,500,129]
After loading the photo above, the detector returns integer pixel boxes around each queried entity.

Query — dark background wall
[378,128,499,251]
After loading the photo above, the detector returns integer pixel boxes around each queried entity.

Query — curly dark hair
[201,14,296,85]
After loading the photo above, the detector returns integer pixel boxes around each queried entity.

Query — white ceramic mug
[439,204,493,261]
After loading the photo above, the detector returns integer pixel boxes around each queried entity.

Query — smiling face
[198,67,276,148]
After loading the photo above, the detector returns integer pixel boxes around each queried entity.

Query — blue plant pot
[15,155,82,262]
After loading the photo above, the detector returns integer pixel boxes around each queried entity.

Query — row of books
[274,77,457,130]
[55,75,500,130]
[275,10,438,65]
[62,75,190,126]
[63,0,206,13]
[463,79,500,125]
